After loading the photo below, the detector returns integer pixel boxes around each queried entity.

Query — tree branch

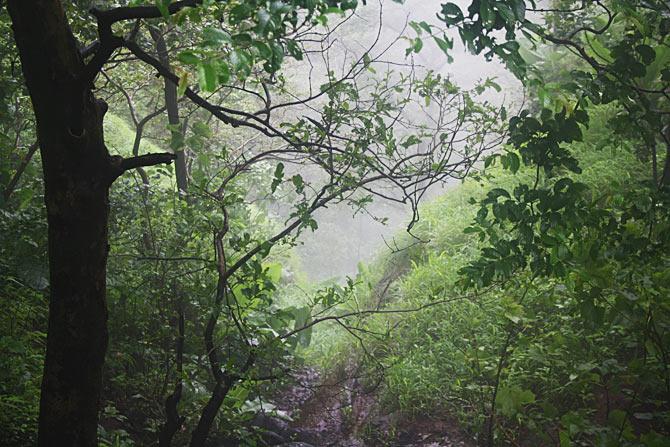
[121,152,176,171]
[110,152,176,182]
[3,140,38,204]
[91,1,226,25]
[122,40,248,129]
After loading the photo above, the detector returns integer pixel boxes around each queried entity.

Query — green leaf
[488,187,510,199]
[559,430,571,447]
[440,2,464,25]
[433,35,454,56]
[409,21,424,35]
[232,33,253,47]
[508,152,520,173]
[479,0,494,26]
[291,306,313,347]
[192,121,212,138]
[636,44,656,64]
[414,38,424,56]
[197,62,217,92]
[216,62,230,84]
[586,37,613,63]
[400,135,421,148]
[271,162,284,193]
[155,0,171,19]
[226,385,250,408]
[362,52,372,68]
[291,174,305,194]
[177,50,199,65]
[202,27,231,46]
[511,0,525,20]
[256,8,272,32]
[561,118,582,142]
[418,21,432,33]
[323,7,344,15]
[264,262,282,283]
[253,41,272,59]
[496,385,536,417]
[496,2,515,24]
[286,40,303,61]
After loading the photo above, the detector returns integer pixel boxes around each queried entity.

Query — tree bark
[158,308,185,447]
[189,379,235,447]
[660,124,670,187]
[9,2,120,445]
[662,142,670,187]
[150,26,189,194]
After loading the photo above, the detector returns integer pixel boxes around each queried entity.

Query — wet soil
[260,366,475,447]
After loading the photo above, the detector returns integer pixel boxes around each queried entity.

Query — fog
[290,0,522,282]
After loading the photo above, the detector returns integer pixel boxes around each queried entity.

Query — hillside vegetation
[309,103,668,446]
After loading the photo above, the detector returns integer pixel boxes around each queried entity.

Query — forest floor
[256,365,475,447]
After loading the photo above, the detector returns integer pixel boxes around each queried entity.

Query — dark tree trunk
[8,1,113,445]
[189,380,234,447]
[662,126,670,187]
[150,26,189,194]
[662,143,670,187]
[158,309,185,447]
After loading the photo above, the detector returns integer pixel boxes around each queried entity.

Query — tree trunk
[8,1,113,445]
[150,26,189,194]
[662,142,670,187]
[158,308,185,447]
[189,380,234,447]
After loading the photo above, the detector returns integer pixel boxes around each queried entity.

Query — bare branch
[110,153,176,182]
[3,140,38,203]
[278,285,498,341]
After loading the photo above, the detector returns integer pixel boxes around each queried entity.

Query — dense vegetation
[1,0,668,446]
[317,104,669,446]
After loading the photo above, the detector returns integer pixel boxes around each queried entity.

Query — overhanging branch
[121,152,176,171]
[110,152,176,182]
[91,1,226,25]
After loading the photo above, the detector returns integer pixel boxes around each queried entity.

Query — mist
[288,0,522,282]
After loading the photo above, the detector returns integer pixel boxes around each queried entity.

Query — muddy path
[253,365,475,447]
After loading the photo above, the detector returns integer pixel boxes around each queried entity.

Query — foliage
[3,0,669,446]
[314,1,670,445]
[323,103,669,446]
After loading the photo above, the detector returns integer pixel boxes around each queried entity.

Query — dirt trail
[259,366,475,447]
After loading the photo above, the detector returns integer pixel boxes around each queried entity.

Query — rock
[251,412,321,446]
[291,428,319,445]
[258,429,286,446]
[253,412,290,434]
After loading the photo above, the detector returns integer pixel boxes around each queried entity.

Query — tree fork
[7,1,174,444]
[8,2,108,446]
